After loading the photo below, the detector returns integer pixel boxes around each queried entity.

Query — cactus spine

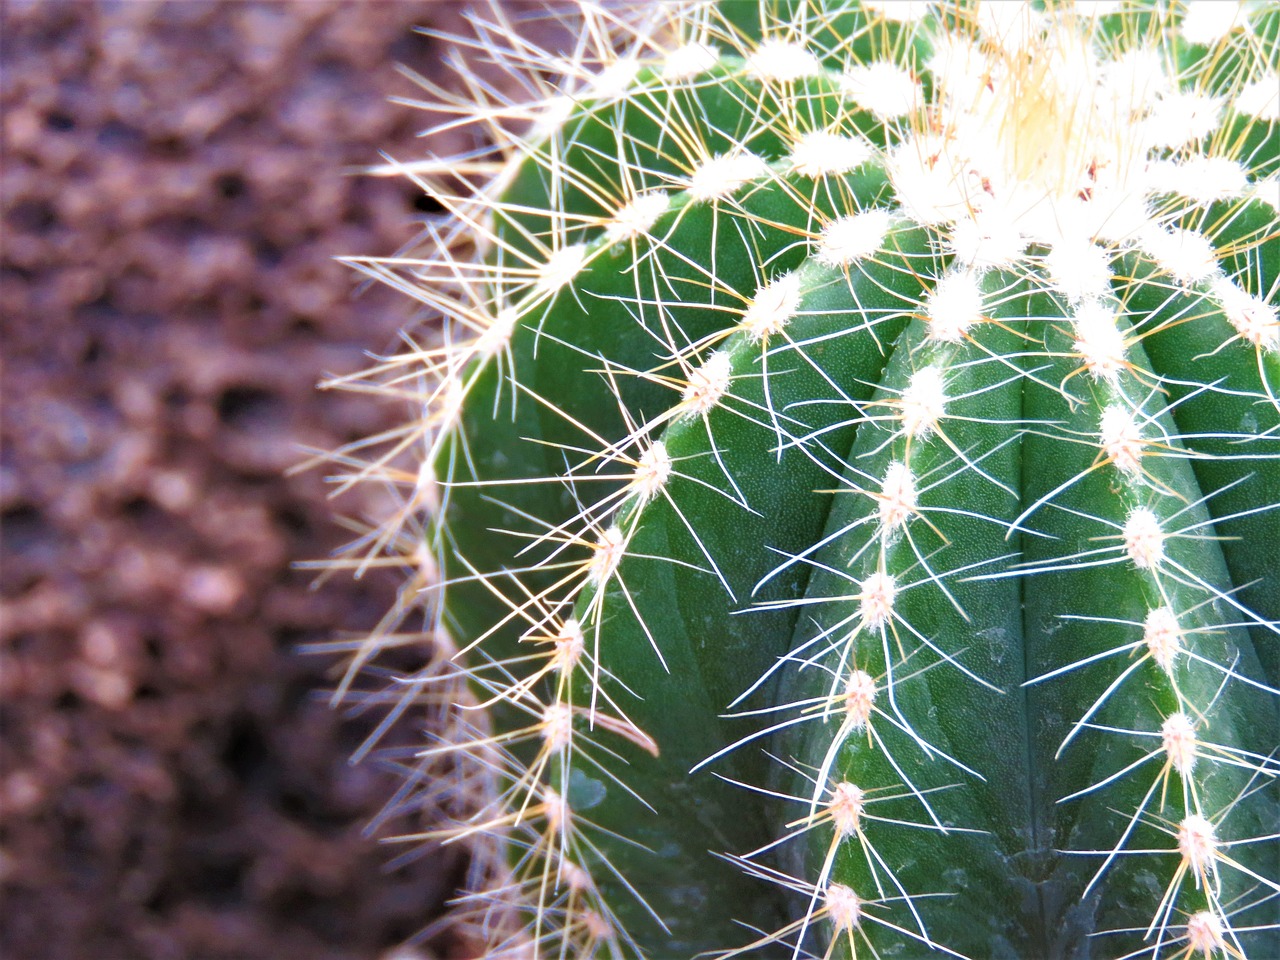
[332,1,1279,957]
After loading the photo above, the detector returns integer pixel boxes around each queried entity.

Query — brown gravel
[0,3,504,958]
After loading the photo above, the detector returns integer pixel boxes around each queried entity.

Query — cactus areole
[340,1,1279,957]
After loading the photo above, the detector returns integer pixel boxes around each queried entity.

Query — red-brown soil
[1,3,492,957]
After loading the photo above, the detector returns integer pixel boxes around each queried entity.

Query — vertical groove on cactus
[323,1,1278,957]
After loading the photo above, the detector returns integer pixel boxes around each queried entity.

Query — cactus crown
[330,1,1278,957]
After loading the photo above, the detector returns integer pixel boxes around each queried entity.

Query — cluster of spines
[320,1,1279,957]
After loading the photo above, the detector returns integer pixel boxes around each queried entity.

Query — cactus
[331,1,1279,957]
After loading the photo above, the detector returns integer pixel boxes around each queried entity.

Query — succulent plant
[330,1,1279,957]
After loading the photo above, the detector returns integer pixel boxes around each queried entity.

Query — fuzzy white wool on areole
[475,306,519,357]
[1176,814,1219,878]
[679,350,733,417]
[947,213,1026,270]
[436,374,466,428]
[535,243,589,295]
[604,192,670,244]
[843,670,877,730]
[1178,1,1247,47]
[1161,712,1198,776]
[1072,300,1128,381]
[532,94,576,139]
[1212,276,1280,351]
[829,782,866,838]
[1123,507,1166,569]
[858,571,898,630]
[741,271,803,343]
[591,57,641,100]
[1143,606,1183,675]
[1185,911,1228,956]
[588,525,626,585]
[632,441,672,503]
[1100,45,1170,110]
[816,209,891,266]
[686,151,772,202]
[1147,156,1247,205]
[925,270,983,342]
[789,131,870,178]
[886,134,969,226]
[1140,226,1219,285]
[1046,238,1113,304]
[1250,174,1280,212]
[839,61,920,119]
[825,883,863,932]
[553,619,586,674]
[662,41,718,81]
[1099,405,1144,476]
[860,0,930,22]
[541,702,575,752]
[877,462,917,533]
[746,39,821,83]
[1142,90,1224,149]
[1235,71,1280,120]
[899,366,947,439]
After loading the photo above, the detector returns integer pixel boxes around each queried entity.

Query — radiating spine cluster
[321,1,1279,957]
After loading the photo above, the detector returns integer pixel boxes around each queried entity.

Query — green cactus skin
[334,1,1279,957]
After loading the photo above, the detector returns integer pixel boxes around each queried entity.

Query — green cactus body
[340,1,1279,957]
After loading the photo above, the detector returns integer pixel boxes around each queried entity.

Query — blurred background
[0,3,523,957]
